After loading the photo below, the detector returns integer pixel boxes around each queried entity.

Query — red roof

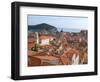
[28,38,36,43]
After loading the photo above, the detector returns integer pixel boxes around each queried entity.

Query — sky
[28,15,88,32]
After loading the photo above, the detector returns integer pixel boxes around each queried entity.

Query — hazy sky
[28,15,88,32]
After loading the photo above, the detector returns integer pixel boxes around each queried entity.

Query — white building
[40,34,54,45]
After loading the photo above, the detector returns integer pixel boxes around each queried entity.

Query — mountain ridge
[28,23,58,32]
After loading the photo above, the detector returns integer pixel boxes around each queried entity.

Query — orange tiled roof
[40,35,54,39]
[28,38,36,43]
[63,48,79,58]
